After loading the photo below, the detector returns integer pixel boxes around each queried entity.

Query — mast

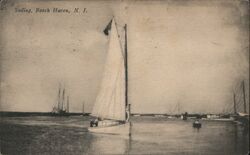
[62,88,65,111]
[124,24,130,120]
[177,102,180,114]
[82,102,85,114]
[67,96,69,113]
[242,81,247,113]
[57,84,61,111]
[233,92,237,114]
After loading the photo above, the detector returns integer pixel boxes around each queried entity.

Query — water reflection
[88,134,127,154]
[87,122,132,154]
[0,116,249,155]
[233,123,249,155]
[87,119,249,155]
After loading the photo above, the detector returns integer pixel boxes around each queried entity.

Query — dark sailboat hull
[50,110,70,117]
[50,113,70,117]
[193,121,202,128]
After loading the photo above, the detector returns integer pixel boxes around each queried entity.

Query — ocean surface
[0,116,249,155]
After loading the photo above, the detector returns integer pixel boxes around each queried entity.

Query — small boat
[193,120,202,128]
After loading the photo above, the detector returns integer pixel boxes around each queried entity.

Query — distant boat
[233,81,249,126]
[82,102,87,116]
[193,120,202,128]
[170,102,187,120]
[181,112,188,120]
[51,85,70,116]
[88,18,131,135]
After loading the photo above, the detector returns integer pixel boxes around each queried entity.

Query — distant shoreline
[0,111,90,117]
[0,111,231,118]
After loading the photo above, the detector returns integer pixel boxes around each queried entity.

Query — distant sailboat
[233,80,249,125]
[88,18,131,135]
[82,101,87,116]
[51,84,70,116]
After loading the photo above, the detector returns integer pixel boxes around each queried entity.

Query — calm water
[0,116,249,155]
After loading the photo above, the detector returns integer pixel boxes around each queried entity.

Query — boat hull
[88,122,130,135]
[193,123,201,128]
[50,111,70,117]
[193,121,202,128]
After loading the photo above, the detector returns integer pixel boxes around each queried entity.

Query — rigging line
[235,82,242,94]
[236,93,243,103]
[237,103,243,112]
[237,102,244,112]
[237,96,244,107]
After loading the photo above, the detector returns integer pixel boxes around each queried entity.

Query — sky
[0,0,249,113]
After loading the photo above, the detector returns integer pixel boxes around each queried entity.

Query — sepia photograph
[0,0,249,154]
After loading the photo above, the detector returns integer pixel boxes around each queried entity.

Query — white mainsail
[91,18,126,121]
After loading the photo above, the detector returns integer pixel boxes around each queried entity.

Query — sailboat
[82,101,88,116]
[51,84,70,116]
[233,80,249,126]
[88,18,131,135]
